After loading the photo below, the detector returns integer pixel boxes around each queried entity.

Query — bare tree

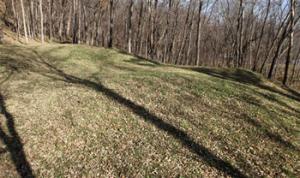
[20,0,28,43]
[252,0,271,71]
[283,0,295,85]
[108,0,113,48]
[72,0,78,43]
[136,0,144,55]
[176,0,192,64]
[290,47,300,83]
[196,0,203,66]
[47,0,53,41]
[11,0,20,38]
[39,0,44,43]
[4,0,300,87]
[127,0,133,53]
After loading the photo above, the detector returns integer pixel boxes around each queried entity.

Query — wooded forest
[2,0,300,86]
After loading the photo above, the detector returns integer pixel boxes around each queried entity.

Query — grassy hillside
[0,44,299,177]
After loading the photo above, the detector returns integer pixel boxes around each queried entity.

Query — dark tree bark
[290,47,300,83]
[195,0,203,66]
[72,0,78,43]
[108,0,113,48]
[176,0,192,64]
[127,0,133,53]
[283,0,295,85]
[252,0,271,71]
[136,0,144,55]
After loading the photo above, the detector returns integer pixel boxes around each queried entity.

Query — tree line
[2,0,300,86]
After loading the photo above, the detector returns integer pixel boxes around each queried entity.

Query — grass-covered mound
[0,44,299,177]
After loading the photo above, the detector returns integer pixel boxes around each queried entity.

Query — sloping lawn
[0,44,299,177]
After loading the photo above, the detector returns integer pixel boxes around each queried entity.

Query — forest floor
[0,43,299,177]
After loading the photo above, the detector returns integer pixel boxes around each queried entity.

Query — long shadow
[198,93,298,152]
[1,46,297,177]
[192,68,300,116]
[125,58,160,67]
[32,51,247,177]
[241,113,298,151]
[191,68,300,102]
[285,86,300,100]
[255,92,300,115]
[184,66,300,151]
[117,49,161,65]
[0,93,34,178]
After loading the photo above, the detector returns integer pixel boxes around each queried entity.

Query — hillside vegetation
[0,43,299,177]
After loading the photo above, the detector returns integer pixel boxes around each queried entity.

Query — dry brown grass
[0,44,299,177]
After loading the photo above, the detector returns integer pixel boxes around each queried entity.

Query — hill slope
[0,44,299,177]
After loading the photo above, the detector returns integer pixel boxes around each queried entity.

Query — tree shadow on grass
[191,68,300,103]
[192,67,300,116]
[31,50,247,178]
[125,58,160,67]
[0,93,34,178]
[255,92,300,115]
[191,92,298,152]
[0,53,34,177]
[117,50,161,67]
[241,113,298,151]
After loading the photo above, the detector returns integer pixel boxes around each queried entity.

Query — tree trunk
[66,4,73,38]
[39,0,44,43]
[170,1,180,63]
[145,0,152,58]
[252,0,270,71]
[72,0,78,43]
[176,0,192,64]
[136,0,144,55]
[27,16,32,38]
[11,0,20,38]
[78,0,82,44]
[260,12,290,73]
[268,13,300,79]
[29,0,35,38]
[290,47,300,83]
[186,4,196,65]
[162,0,172,63]
[195,0,203,66]
[238,2,244,67]
[235,0,243,67]
[48,0,53,41]
[283,0,295,85]
[127,0,133,53]
[20,0,28,43]
[11,0,16,30]
[58,0,65,40]
[108,0,113,48]
[151,0,158,59]
[268,19,291,78]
